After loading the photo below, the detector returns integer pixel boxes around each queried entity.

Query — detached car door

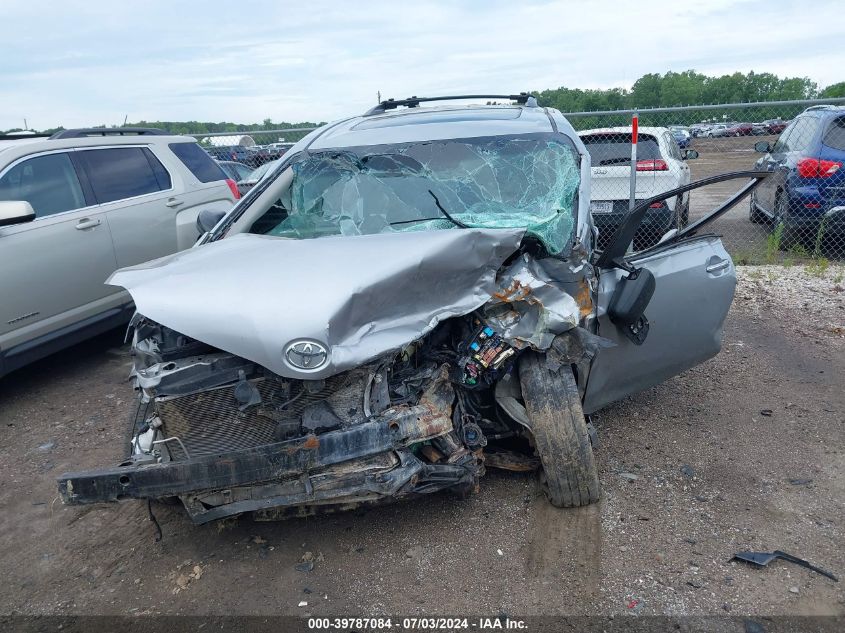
[582,172,768,414]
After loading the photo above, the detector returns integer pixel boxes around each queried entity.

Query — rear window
[580,133,661,166]
[822,117,845,151]
[169,142,227,183]
[77,147,171,204]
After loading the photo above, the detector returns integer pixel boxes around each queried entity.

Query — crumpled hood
[109,230,524,379]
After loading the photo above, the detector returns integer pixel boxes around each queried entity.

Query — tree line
[536,70,844,113]
[5,70,844,135]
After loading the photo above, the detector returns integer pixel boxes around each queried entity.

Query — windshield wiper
[389,217,443,226]
[428,190,469,228]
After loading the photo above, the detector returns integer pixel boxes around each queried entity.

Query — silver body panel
[583,236,736,414]
[109,228,525,379]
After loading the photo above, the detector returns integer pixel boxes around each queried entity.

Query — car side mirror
[754,141,771,153]
[0,200,36,227]
[196,208,228,234]
[607,267,655,345]
[683,149,699,160]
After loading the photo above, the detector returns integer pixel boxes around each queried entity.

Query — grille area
[156,374,358,459]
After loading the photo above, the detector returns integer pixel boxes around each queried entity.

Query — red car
[763,119,789,134]
[726,122,753,136]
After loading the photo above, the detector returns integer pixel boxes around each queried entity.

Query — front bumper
[57,374,481,524]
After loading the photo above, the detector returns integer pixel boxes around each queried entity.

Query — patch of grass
[764,223,784,264]
[812,217,828,259]
[732,250,757,265]
[788,243,809,258]
[833,271,843,284]
[806,257,830,278]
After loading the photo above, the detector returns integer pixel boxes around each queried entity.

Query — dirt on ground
[0,266,842,621]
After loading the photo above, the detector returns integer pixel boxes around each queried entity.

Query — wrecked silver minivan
[58,95,768,524]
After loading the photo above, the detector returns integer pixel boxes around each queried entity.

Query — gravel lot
[0,265,842,622]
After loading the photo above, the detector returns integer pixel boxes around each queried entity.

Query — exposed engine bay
[116,306,594,523]
[56,231,609,524]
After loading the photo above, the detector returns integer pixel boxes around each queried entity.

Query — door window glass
[772,119,798,153]
[822,116,845,150]
[169,142,227,183]
[0,153,86,217]
[77,147,170,204]
[786,117,819,153]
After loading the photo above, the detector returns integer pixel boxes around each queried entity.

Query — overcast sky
[1,0,842,130]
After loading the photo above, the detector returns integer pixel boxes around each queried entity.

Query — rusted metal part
[432,432,469,463]
[57,364,459,513]
[483,254,581,350]
[253,498,392,521]
[181,451,418,523]
[417,364,455,415]
[420,445,444,463]
[57,398,454,507]
[183,449,482,524]
[484,449,541,472]
[574,277,594,321]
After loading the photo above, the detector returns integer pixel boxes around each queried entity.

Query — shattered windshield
[249,134,581,255]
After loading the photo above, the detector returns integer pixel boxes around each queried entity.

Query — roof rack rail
[803,104,844,112]
[364,93,537,116]
[49,127,169,139]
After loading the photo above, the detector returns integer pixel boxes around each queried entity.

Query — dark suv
[750,105,845,249]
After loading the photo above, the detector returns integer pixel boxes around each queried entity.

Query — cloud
[0,0,841,130]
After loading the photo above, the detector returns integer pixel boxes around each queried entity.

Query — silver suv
[0,128,239,377]
[57,97,769,524]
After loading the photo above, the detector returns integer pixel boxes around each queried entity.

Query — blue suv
[750,105,845,250]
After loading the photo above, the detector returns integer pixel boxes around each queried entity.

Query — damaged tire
[519,352,600,508]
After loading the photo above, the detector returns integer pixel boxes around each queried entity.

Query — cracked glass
[254,134,581,255]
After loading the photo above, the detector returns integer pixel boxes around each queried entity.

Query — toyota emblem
[284,340,329,370]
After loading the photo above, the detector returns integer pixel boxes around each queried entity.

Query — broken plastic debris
[732,550,838,582]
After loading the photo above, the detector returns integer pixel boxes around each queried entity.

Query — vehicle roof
[0,132,195,158]
[578,126,670,136]
[307,104,557,149]
[800,105,845,118]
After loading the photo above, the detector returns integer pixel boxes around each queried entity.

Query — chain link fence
[564,98,845,264]
[194,98,845,264]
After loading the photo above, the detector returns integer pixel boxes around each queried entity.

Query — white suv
[0,128,240,377]
[579,126,697,248]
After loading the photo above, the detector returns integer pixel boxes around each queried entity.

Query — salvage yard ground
[0,264,842,618]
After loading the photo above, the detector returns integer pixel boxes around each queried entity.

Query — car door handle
[75,218,101,230]
[706,258,731,274]
[165,198,184,208]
